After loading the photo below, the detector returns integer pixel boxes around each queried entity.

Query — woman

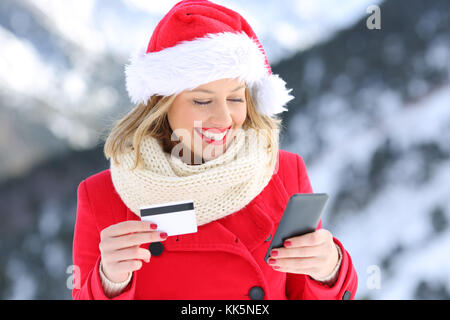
[72,0,358,300]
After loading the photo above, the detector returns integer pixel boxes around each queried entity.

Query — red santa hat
[125,0,294,116]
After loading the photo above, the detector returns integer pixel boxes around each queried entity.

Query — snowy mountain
[1,0,449,299]
[279,0,450,299]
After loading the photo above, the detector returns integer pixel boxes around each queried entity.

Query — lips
[200,125,232,133]
[194,126,231,145]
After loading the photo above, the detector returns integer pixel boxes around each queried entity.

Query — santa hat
[125,0,294,117]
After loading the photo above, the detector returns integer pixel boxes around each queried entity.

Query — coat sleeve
[72,180,138,300]
[285,155,358,300]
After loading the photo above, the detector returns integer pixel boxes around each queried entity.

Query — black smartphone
[264,193,329,263]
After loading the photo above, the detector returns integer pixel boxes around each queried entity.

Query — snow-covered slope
[296,84,450,299]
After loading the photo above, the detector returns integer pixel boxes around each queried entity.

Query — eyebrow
[191,85,245,94]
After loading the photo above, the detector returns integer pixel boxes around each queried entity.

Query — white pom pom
[252,74,294,116]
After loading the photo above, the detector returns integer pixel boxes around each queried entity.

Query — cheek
[179,111,207,145]
[168,103,199,131]
[234,105,247,126]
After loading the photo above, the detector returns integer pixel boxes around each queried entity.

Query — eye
[193,100,211,106]
[193,99,244,106]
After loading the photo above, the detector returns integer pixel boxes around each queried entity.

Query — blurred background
[0,0,449,299]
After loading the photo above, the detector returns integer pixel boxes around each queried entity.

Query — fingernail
[160,232,168,239]
[268,258,277,264]
[284,240,292,247]
[273,266,280,269]
[270,250,278,257]
[150,223,158,230]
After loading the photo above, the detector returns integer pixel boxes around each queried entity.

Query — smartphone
[264,193,329,263]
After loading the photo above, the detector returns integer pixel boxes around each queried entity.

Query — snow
[30,0,105,54]
[295,84,450,299]
[0,27,57,99]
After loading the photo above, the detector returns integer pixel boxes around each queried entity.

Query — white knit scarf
[110,128,279,226]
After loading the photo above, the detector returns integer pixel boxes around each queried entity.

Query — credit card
[140,199,197,236]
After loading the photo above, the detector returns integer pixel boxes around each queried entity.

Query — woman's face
[167,78,247,164]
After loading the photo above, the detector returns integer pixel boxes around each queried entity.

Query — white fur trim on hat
[125,31,294,116]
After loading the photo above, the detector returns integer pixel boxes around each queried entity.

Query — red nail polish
[268,258,276,264]
[150,223,158,230]
[270,250,278,257]
[160,232,168,239]
[273,266,280,269]
[284,240,292,247]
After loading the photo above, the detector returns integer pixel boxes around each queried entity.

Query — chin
[199,149,224,162]
[189,130,236,163]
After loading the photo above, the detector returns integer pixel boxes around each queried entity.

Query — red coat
[72,149,358,300]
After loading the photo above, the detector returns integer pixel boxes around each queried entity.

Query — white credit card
[140,199,197,236]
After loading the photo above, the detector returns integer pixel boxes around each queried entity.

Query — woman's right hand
[99,220,168,283]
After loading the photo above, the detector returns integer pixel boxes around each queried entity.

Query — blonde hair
[103,85,285,171]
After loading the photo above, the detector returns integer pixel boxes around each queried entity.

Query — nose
[209,100,233,125]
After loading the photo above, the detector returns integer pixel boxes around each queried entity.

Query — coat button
[342,290,351,300]
[149,242,164,256]
[249,286,265,300]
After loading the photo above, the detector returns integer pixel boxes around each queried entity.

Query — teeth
[200,129,228,140]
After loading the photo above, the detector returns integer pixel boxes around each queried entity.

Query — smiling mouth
[200,125,232,133]
[194,127,232,145]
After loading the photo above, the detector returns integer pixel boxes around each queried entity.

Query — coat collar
[126,170,291,253]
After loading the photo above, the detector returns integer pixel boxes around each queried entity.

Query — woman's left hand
[267,228,339,280]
